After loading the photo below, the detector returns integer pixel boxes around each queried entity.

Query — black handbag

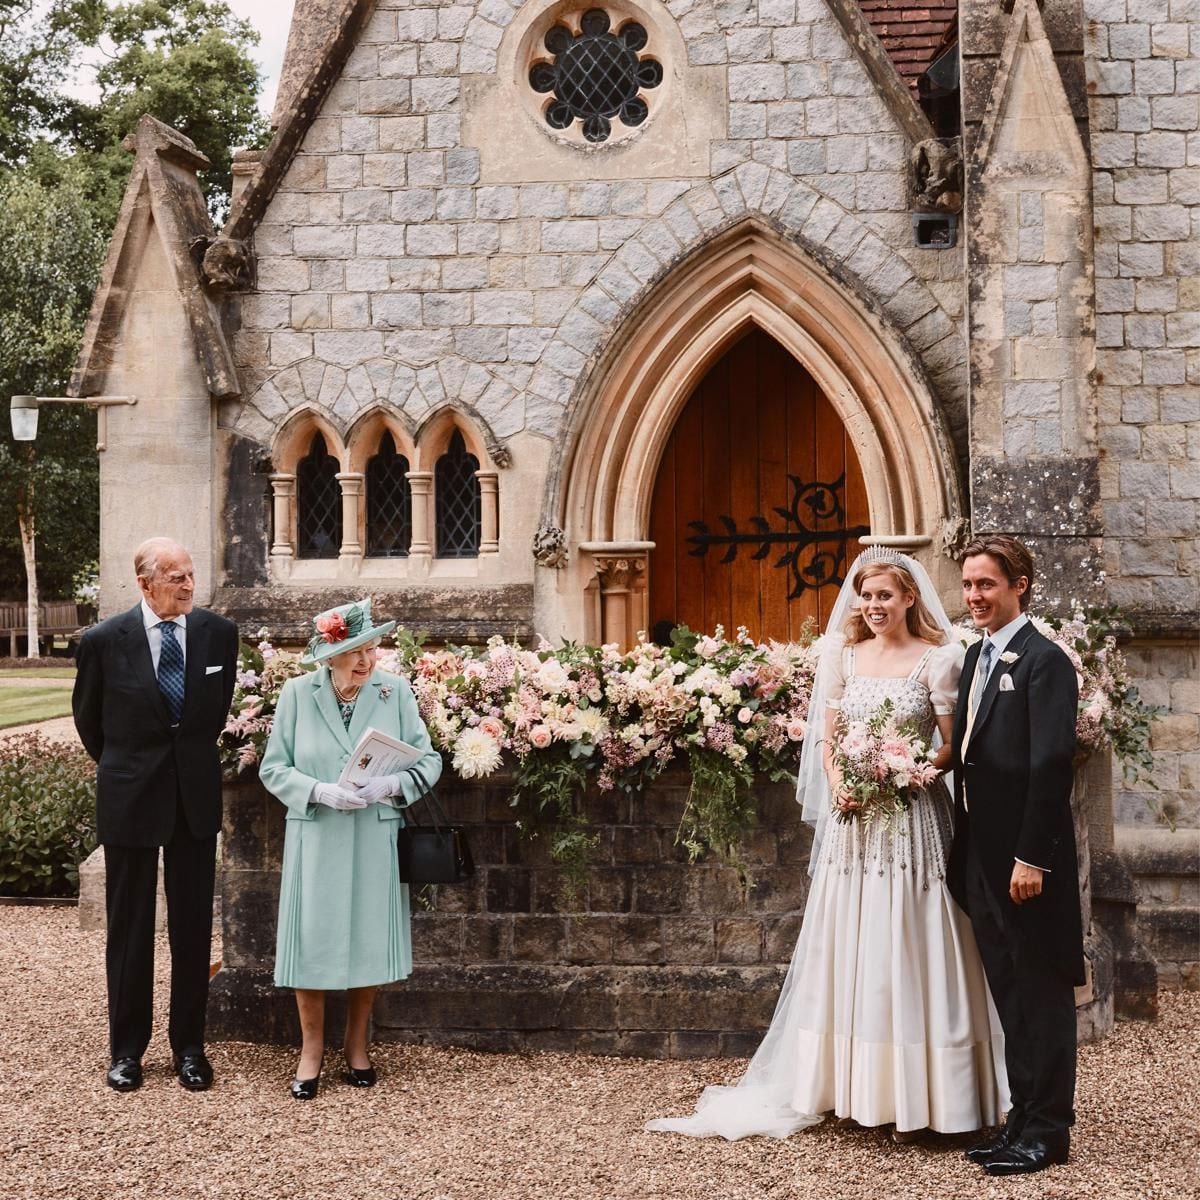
[396,766,475,885]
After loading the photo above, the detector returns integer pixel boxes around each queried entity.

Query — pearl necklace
[331,679,361,705]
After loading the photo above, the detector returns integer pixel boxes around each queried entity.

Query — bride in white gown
[647,550,1007,1141]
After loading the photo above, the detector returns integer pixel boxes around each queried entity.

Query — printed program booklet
[337,727,425,787]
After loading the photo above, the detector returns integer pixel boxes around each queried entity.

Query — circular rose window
[528,8,663,144]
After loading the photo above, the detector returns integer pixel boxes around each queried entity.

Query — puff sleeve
[925,641,965,716]
[817,636,849,711]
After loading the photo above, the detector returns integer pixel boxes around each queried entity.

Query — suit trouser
[103,798,216,1061]
[965,850,1076,1140]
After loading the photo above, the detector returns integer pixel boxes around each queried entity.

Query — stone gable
[228,0,967,469]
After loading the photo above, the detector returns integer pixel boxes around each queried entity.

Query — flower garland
[392,625,818,892]
[219,605,1160,882]
[220,631,312,773]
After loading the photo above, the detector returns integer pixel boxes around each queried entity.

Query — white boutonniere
[999,651,1020,664]
[379,685,393,700]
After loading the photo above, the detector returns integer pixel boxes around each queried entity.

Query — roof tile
[858,0,958,93]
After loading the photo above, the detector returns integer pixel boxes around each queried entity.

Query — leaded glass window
[529,9,662,143]
[435,430,481,558]
[366,432,412,557]
[296,433,341,559]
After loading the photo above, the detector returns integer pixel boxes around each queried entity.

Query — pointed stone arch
[546,220,964,645]
[414,404,498,472]
[272,404,346,473]
[346,404,416,474]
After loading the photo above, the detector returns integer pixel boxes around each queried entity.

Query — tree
[75,1,271,224]
[0,0,267,638]
[1,0,269,222]
[0,1,105,168]
[0,166,105,653]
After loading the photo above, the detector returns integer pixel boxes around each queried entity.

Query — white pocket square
[205,664,223,675]
[998,674,1015,691]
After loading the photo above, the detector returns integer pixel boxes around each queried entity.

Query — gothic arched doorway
[549,222,964,648]
[648,328,869,643]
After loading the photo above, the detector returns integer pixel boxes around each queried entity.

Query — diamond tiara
[854,546,908,569]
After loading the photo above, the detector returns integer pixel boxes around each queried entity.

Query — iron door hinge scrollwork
[686,474,869,599]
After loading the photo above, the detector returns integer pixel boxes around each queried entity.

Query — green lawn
[0,667,76,679]
[0,686,73,729]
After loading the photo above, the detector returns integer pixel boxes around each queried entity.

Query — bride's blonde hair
[843,559,947,646]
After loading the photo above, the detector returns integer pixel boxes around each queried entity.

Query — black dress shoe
[290,1055,323,1101]
[965,1118,1023,1164]
[106,1058,143,1092]
[984,1134,1070,1176]
[343,1059,377,1088]
[173,1052,214,1092]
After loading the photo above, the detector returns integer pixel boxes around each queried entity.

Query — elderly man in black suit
[73,537,238,1092]
[948,534,1083,1176]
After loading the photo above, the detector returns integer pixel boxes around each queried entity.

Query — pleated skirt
[274,807,412,991]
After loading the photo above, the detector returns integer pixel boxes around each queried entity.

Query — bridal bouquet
[830,698,940,826]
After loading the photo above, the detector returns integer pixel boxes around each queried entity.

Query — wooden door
[648,328,870,644]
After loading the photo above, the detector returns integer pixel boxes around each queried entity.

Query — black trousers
[103,799,216,1061]
[965,851,1076,1140]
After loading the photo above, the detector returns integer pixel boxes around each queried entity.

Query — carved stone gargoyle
[532,523,568,568]
[911,137,964,213]
[193,234,255,292]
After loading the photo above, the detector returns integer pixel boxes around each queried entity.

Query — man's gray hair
[133,537,187,580]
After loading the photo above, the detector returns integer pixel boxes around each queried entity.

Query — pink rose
[479,716,505,738]
[786,718,807,742]
[839,724,871,759]
[315,611,348,643]
[530,724,553,749]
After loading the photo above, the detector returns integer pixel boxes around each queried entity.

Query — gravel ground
[0,715,79,743]
[1,907,1196,1200]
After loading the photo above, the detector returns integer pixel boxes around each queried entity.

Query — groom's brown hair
[960,534,1034,611]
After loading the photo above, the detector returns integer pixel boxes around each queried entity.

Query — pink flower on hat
[316,611,349,643]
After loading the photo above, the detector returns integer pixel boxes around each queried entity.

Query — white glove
[351,775,403,805]
[312,782,369,811]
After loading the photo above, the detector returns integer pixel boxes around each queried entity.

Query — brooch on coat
[379,685,393,700]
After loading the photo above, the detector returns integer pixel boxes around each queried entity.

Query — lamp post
[10,394,137,450]
[8,394,137,657]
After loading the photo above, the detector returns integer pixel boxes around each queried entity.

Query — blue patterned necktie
[158,621,185,724]
[970,638,995,716]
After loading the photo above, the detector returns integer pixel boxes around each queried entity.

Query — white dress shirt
[141,599,187,673]
[977,612,1028,680]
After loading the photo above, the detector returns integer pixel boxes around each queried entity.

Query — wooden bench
[0,601,87,656]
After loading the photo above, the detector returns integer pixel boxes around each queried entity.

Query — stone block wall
[224,0,972,468]
[212,758,1137,1053]
[1084,0,1199,829]
[211,769,812,1056]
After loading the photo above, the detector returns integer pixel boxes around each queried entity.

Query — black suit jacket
[947,621,1085,986]
[73,604,239,847]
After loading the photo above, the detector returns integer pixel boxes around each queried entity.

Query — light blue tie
[971,638,995,715]
[158,621,185,724]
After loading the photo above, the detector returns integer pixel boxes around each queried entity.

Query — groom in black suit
[948,534,1083,1176]
[73,538,238,1092]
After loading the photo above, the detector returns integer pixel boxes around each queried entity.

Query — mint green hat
[302,598,396,664]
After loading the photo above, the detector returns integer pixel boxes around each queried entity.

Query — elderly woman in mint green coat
[259,599,441,1100]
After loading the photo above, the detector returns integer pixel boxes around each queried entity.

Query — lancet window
[366,432,412,557]
[295,433,341,559]
[435,430,482,558]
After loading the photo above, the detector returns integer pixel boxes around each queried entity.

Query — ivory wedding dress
[647,642,1008,1140]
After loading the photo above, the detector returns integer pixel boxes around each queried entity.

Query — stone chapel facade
[73,0,1198,840]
